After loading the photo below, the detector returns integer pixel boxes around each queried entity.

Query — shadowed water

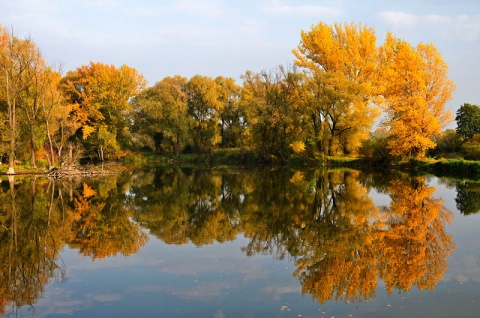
[0,167,479,317]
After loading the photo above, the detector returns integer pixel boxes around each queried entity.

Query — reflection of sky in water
[17,176,480,317]
[429,178,480,284]
[35,235,316,317]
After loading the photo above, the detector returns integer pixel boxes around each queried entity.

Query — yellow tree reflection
[239,170,455,305]
[67,180,148,260]
[379,177,455,293]
[292,170,382,303]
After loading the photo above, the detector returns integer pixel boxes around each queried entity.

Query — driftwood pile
[45,166,114,179]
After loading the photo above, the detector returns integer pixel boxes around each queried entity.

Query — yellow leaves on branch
[294,22,378,83]
[290,140,305,153]
[82,125,96,140]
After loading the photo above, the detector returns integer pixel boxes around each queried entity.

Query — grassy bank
[4,149,480,181]
[399,158,480,180]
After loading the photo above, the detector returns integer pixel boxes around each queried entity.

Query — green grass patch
[428,159,480,180]
[324,156,363,165]
[395,157,480,180]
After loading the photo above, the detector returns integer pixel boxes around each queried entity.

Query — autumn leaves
[380,35,455,158]
[61,62,147,161]
[0,21,455,170]
[294,22,454,159]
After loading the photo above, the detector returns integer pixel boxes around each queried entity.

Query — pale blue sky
[1,0,479,119]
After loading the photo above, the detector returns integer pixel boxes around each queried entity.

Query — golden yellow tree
[292,170,382,304]
[293,22,380,156]
[67,180,148,259]
[0,26,39,173]
[41,68,73,169]
[380,33,455,158]
[216,76,245,148]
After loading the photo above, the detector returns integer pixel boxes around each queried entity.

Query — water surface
[1,167,479,317]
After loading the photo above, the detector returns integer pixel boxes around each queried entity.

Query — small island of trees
[1,21,478,175]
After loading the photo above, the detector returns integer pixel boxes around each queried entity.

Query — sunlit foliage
[60,62,147,160]
[0,20,460,167]
[380,34,454,158]
[293,22,380,156]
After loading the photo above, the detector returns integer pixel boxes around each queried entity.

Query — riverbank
[2,150,480,181]
[395,158,480,180]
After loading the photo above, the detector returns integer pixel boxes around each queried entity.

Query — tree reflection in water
[0,168,455,313]
[455,181,480,216]
[129,168,455,304]
[0,177,67,316]
[292,174,454,303]
[0,173,148,315]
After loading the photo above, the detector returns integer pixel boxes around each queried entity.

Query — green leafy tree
[455,181,480,215]
[459,134,480,160]
[359,127,392,162]
[215,76,246,148]
[185,75,222,151]
[242,65,306,162]
[429,129,462,158]
[456,103,480,142]
[132,75,189,157]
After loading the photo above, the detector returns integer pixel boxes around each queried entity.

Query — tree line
[0,22,457,173]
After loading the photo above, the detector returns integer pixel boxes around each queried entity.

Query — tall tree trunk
[68,142,73,164]
[45,119,55,170]
[328,138,333,156]
[99,145,104,161]
[7,95,15,175]
[58,145,63,167]
[30,123,36,168]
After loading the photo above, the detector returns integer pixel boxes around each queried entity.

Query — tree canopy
[293,22,380,156]
[456,103,480,141]
[379,33,455,158]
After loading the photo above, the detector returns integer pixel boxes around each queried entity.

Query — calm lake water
[1,167,480,317]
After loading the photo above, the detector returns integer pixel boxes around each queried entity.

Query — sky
[1,0,479,122]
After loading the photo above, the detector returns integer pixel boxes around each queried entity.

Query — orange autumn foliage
[380,33,455,158]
